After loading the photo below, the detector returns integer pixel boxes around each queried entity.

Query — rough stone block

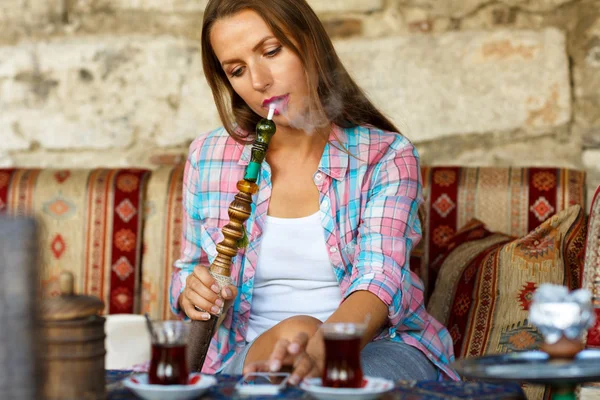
[308,0,384,13]
[418,129,579,169]
[583,129,600,148]
[576,97,600,129]
[397,0,574,18]
[572,2,600,100]
[81,0,383,14]
[0,116,31,150]
[7,143,192,168]
[0,152,12,167]
[0,0,63,25]
[322,18,363,38]
[583,149,600,172]
[0,36,219,150]
[81,0,209,13]
[334,28,571,142]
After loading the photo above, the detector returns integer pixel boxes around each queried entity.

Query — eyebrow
[221,36,276,67]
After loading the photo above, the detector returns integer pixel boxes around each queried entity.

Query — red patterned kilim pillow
[141,165,185,320]
[0,168,150,315]
[416,167,586,301]
[427,205,587,400]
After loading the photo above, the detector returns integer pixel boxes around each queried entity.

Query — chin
[271,114,291,127]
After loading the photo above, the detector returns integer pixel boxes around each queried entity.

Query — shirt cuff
[170,269,191,321]
[343,272,396,310]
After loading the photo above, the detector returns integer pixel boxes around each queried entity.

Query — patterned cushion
[415,167,586,300]
[141,165,184,320]
[0,168,150,314]
[583,185,600,348]
[427,205,587,400]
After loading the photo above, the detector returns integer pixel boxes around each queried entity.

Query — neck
[267,123,330,160]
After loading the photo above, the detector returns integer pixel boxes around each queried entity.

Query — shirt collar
[236,124,349,181]
[318,125,349,181]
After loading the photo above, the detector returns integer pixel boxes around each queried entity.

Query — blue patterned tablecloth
[106,370,525,399]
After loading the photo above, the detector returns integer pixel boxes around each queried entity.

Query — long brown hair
[201,0,400,143]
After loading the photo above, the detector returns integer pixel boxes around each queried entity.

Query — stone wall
[0,0,599,205]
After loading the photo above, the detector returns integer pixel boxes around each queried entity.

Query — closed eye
[265,46,282,57]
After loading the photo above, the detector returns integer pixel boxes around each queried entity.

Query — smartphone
[235,372,291,395]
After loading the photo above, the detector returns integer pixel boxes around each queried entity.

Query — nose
[250,63,272,92]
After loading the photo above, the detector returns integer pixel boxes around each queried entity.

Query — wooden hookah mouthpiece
[187,117,276,372]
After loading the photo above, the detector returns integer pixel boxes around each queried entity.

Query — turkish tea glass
[321,322,366,388]
[148,321,191,385]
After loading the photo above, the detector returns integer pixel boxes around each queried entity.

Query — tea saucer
[123,373,216,400]
[300,376,394,400]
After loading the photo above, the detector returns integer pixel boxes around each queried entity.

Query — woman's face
[210,9,310,128]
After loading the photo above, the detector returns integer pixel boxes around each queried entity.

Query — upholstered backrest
[583,185,600,348]
[0,169,150,314]
[141,165,184,320]
[139,165,587,318]
[416,167,586,299]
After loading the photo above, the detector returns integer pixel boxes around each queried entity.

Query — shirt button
[314,172,323,183]
[390,331,397,338]
[329,246,338,253]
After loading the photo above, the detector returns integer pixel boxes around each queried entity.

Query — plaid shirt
[170,125,459,380]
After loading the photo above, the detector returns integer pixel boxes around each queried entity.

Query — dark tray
[452,349,600,385]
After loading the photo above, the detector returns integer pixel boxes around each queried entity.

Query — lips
[262,94,289,109]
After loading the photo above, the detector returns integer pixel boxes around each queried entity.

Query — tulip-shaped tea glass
[321,322,366,388]
[148,321,191,385]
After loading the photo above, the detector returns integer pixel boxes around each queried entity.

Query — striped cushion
[0,168,150,314]
[141,165,184,320]
[583,184,600,348]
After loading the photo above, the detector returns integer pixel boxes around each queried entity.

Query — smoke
[279,91,345,135]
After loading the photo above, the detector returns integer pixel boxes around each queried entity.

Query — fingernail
[211,305,220,314]
[289,375,299,385]
[202,313,211,320]
[269,360,281,372]
[215,298,224,307]
[288,343,300,354]
[211,284,220,293]
[224,288,233,298]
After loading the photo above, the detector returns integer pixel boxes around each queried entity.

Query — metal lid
[42,271,105,321]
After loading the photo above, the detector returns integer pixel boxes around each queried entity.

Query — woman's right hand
[179,265,238,321]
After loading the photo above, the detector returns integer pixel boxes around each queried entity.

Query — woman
[170,0,459,384]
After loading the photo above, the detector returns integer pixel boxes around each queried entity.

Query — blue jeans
[219,338,439,381]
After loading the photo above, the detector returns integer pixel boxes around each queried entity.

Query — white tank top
[246,211,343,342]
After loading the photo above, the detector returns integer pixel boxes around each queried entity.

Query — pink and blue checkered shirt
[170,125,459,380]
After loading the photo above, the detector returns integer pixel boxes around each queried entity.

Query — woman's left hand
[243,331,325,385]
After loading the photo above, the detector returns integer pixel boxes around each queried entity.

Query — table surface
[106,370,526,399]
